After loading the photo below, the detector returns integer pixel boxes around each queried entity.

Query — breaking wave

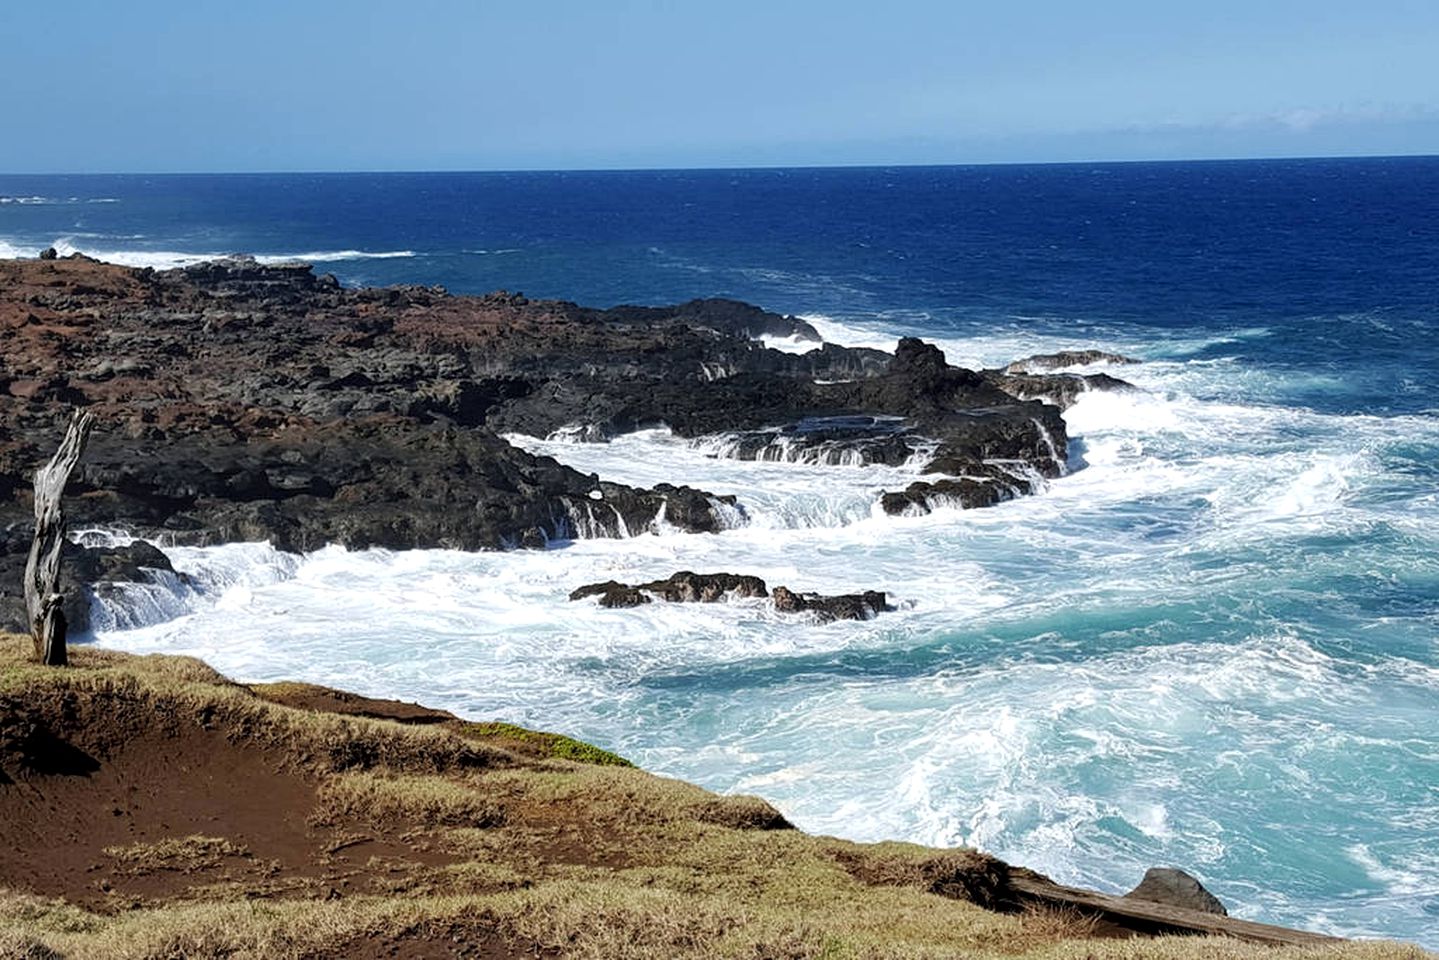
[0,195,118,205]
[0,237,416,269]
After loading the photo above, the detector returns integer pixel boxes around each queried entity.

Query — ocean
[3,159,1437,944]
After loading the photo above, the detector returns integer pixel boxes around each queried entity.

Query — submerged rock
[698,417,925,468]
[1123,867,1228,916]
[984,369,1136,410]
[1004,349,1137,373]
[982,349,1140,409]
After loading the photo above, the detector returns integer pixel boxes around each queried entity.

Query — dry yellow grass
[315,771,507,828]
[103,837,253,872]
[0,632,1429,960]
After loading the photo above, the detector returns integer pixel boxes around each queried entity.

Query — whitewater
[84,314,1439,944]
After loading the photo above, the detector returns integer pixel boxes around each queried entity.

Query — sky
[3,0,1439,173]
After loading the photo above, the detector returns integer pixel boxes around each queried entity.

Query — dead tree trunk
[24,410,95,666]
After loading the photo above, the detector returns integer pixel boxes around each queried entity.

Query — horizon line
[3,149,1438,179]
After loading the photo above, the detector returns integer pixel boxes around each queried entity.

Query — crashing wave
[22,238,417,270]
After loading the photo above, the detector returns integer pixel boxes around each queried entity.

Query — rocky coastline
[2,253,1421,954]
[0,252,1133,632]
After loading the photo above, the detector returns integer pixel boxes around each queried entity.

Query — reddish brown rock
[0,253,1099,632]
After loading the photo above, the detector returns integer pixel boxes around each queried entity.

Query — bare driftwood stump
[24,410,95,666]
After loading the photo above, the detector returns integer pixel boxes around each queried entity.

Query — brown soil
[316,921,556,960]
[0,721,457,913]
[250,682,457,725]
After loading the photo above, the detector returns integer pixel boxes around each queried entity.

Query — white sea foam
[797,313,904,352]
[253,250,416,264]
[25,238,417,269]
[788,312,1280,379]
[757,332,824,354]
[796,310,1103,370]
[508,428,925,530]
[48,239,216,269]
[79,539,304,635]
[0,195,117,205]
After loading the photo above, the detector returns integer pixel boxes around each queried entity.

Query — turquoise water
[6,160,1436,943]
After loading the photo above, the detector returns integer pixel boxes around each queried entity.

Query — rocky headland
[0,252,1132,632]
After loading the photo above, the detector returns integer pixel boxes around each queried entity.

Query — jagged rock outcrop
[569,571,769,608]
[770,585,891,622]
[1123,868,1228,916]
[0,253,1125,629]
[982,350,1140,408]
[485,335,1070,484]
[602,298,822,343]
[569,572,892,622]
[880,471,1033,515]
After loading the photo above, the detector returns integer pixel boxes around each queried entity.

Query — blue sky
[4,0,1438,172]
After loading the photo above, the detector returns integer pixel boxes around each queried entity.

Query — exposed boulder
[985,349,1140,409]
[57,540,182,635]
[483,331,1066,489]
[1123,867,1228,916]
[9,416,735,556]
[880,475,1029,515]
[569,572,892,622]
[888,337,950,378]
[771,585,891,622]
[59,539,176,586]
[568,580,651,608]
[569,571,769,608]
[643,571,768,602]
[0,531,181,637]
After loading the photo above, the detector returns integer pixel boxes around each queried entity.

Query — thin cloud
[1123,103,1439,136]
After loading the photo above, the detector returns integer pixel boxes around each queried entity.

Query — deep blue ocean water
[4,159,1437,944]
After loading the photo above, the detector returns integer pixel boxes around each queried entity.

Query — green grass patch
[459,721,634,767]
